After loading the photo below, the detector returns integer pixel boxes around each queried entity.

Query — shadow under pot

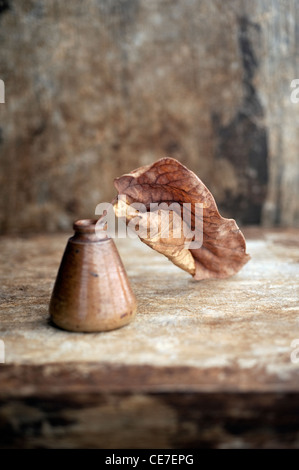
[49,219,137,332]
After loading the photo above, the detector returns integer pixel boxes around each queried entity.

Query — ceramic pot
[49,219,137,332]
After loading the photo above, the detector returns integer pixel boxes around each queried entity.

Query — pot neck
[72,219,109,243]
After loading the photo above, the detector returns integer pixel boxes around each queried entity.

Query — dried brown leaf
[114,158,250,280]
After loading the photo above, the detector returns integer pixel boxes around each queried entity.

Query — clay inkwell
[49,219,137,332]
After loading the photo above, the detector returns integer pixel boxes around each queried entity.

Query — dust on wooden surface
[0,228,298,386]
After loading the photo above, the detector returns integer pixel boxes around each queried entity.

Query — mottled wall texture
[0,0,298,233]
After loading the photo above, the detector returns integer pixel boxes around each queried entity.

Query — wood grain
[0,228,298,447]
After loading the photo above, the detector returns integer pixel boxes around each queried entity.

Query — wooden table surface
[0,228,298,448]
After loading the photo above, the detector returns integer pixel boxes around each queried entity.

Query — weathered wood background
[0,0,298,233]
